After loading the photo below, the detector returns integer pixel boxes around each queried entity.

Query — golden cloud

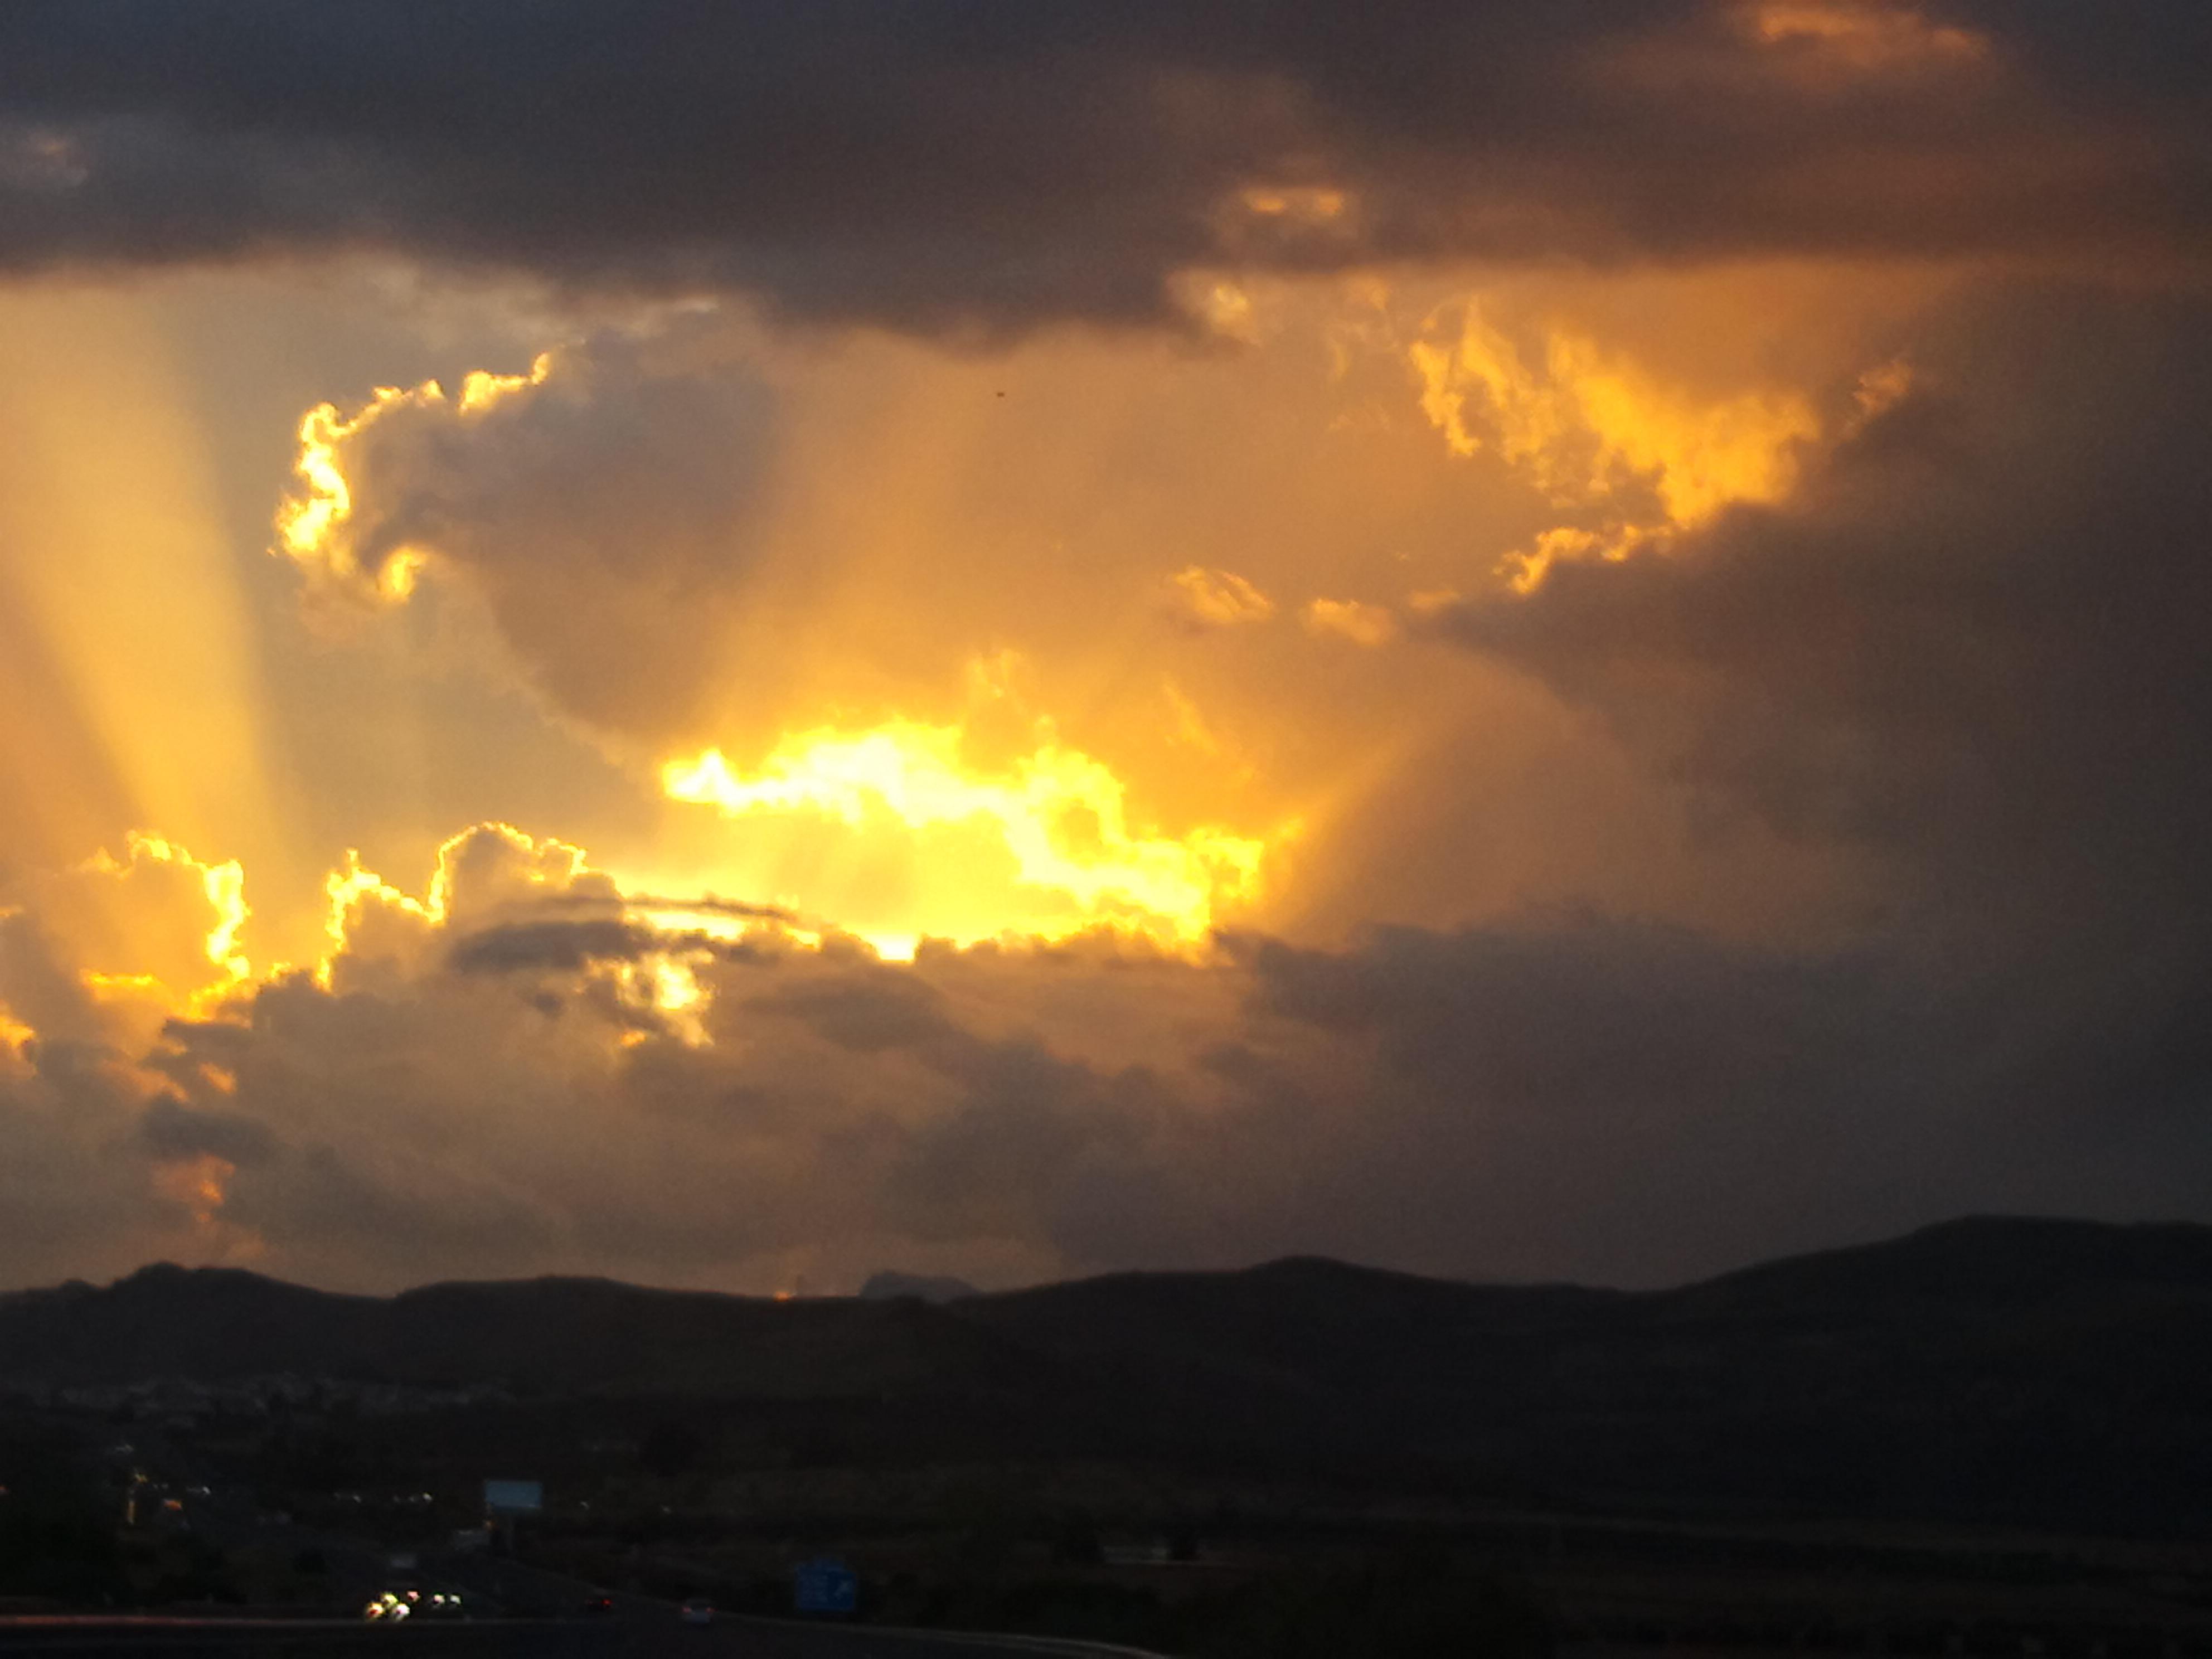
[1162,565,1277,629]
[1302,599,1400,648]
[1744,2,1988,71]
[22,831,255,1022]
[322,822,620,992]
[275,354,554,605]
[1410,302,1821,591]
[663,720,1276,953]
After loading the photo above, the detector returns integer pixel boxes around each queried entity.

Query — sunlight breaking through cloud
[664,722,1275,948]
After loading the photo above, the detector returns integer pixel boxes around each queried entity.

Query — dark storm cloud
[439,870,799,977]
[227,1141,570,1286]
[1948,1,2212,98]
[114,852,2212,1294]
[447,916,779,974]
[446,918,664,975]
[0,3,2206,328]
[0,907,117,1050]
[285,325,779,737]
[623,896,794,924]
[749,969,961,1055]
[136,1093,279,1166]
[1226,920,1948,1283]
[717,916,2080,1286]
[1422,282,2212,1182]
[1433,285,2212,920]
[0,1031,169,1284]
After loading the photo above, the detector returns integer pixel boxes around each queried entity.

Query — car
[580,1595,617,1617]
[363,1587,465,1622]
[679,1598,715,1625]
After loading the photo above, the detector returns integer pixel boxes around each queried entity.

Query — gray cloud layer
[1419,283,2212,1226]
[1433,284,2212,966]
[1,3,2207,328]
[282,325,778,736]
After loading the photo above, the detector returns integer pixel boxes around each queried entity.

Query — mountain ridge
[8,1215,2211,1532]
[10,1212,2212,1387]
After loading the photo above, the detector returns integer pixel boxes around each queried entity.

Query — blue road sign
[793,1555,858,1615]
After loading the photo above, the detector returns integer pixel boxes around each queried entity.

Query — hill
[7,1216,2211,1532]
[0,1263,1033,1399]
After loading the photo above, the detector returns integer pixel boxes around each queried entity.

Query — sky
[1,0,2209,1296]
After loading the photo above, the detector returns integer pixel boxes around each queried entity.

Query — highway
[0,1526,1165,1659]
[0,1614,1166,1657]
[0,1482,1167,1658]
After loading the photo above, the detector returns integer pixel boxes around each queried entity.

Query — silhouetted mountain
[860,1271,979,1304]
[0,1264,1031,1399]
[7,1216,2211,1532]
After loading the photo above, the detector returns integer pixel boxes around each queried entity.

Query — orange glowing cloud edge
[1408,302,1835,594]
[270,348,1290,959]
[273,298,1847,638]
[71,707,1288,1036]
[61,807,1265,1051]
[661,719,1285,950]
[0,564,1298,1112]
[1744,1,1988,67]
[63,831,257,1016]
[13,753,1285,1237]
[240,307,1873,1021]
[264,300,1885,722]
[273,351,552,600]
[152,1152,240,1233]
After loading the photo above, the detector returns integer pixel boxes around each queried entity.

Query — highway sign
[482,1479,542,1514]
[793,1555,858,1615]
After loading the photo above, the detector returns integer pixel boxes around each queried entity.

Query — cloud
[137,1093,279,1167]
[1419,281,2212,1135]
[323,822,633,992]
[239,264,1951,972]
[661,720,1278,949]
[0,833,251,1061]
[1162,566,1275,630]
[0,693,2206,1300]
[1303,599,1399,647]
[273,325,777,735]
[1410,308,1817,523]
[46,833,245,997]
[97,853,2198,1296]
[445,918,671,977]
[0,5,2205,329]
[5,45,2212,1307]
[749,968,958,1056]
[0,1014,204,1285]
[1409,302,1820,591]
[1745,2,1989,70]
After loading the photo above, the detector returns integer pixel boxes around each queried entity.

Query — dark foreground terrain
[0,1615,1169,1659]
[4,1216,2211,1656]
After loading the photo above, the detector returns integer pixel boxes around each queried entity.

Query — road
[0,1529,1163,1658]
[1,1495,1167,1659]
[180,1497,483,1616]
[0,1616,1165,1658]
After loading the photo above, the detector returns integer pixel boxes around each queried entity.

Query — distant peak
[1242,1255,1445,1287]
[860,1270,978,1304]
[113,1261,271,1289]
[119,1260,191,1281]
